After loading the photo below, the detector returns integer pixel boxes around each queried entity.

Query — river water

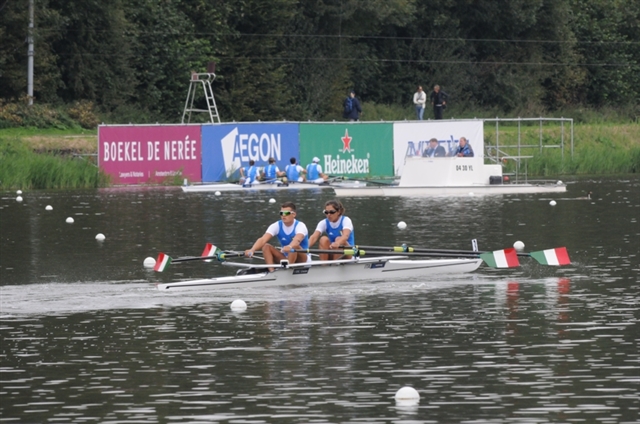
[1,177,638,423]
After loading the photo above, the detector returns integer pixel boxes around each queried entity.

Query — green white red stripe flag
[479,248,520,268]
[154,253,172,272]
[201,243,219,262]
[530,247,571,266]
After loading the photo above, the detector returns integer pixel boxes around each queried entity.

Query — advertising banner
[299,123,394,178]
[393,120,484,175]
[98,125,202,184]
[201,123,300,182]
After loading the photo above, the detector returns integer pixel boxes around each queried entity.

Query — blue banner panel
[201,123,300,182]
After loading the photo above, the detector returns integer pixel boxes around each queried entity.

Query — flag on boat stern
[530,247,571,266]
[154,253,172,272]
[479,248,520,268]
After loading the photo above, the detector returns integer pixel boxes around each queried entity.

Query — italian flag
[154,253,172,272]
[530,247,571,266]
[480,248,520,268]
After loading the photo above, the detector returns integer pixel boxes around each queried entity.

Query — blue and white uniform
[314,216,355,246]
[306,163,324,183]
[455,143,474,157]
[266,220,309,249]
[241,165,259,184]
[263,164,280,180]
[285,164,304,182]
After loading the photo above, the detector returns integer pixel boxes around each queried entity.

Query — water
[1,177,639,423]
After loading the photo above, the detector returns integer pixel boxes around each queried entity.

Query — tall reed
[0,139,109,189]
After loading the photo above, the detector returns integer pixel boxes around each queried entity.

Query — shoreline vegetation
[0,103,638,190]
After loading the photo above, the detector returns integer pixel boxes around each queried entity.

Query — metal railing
[483,117,573,183]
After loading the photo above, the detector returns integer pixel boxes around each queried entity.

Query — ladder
[181,71,221,124]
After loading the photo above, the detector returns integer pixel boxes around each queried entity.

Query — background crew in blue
[455,137,474,157]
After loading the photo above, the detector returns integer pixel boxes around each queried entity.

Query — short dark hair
[289,157,297,164]
[324,199,344,214]
[268,157,275,163]
[249,159,255,165]
[281,201,296,211]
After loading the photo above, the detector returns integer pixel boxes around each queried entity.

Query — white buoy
[397,221,407,230]
[17,190,23,195]
[549,200,557,206]
[215,191,221,196]
[556,180,563,185]
[16,196,23,202]
[45,205,53,211]
[269,198,276,204]
[513,241,525,251]
[230,299,247,311]
[95,233,106,241]
[143,257,156,268]
[395,386,420,405]
[66,217,74,224]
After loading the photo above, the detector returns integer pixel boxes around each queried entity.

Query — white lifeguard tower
[181,62,221,124]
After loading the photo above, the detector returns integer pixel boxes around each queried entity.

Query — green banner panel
[299,123,394,178]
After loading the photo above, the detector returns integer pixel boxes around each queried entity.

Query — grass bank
[0,133,108,190]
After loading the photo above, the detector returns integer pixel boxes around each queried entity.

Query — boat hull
[333,183,567,197]
[156,257,483,291]
[181,181,365,193]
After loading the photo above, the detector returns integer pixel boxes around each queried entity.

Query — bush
[68,101,100,129]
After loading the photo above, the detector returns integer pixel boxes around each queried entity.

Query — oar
[292,247,521,268]
[154,244,245,272]
[341,244,570,266]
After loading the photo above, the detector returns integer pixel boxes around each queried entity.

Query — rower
[244,201,310,272]
[239,159,259,186]
[284,157,306,183]
[305,157,329,184]
[308,199,355,261]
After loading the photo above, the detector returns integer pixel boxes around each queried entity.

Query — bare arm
[308,230,322,248]
[282,232,306,253]
[245,233,272,257]
[330,229,351,248]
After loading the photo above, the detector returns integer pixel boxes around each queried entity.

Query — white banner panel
[393,120,484,176]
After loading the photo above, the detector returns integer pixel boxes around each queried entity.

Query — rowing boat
[181,180,367,193]
[156,255,483,291]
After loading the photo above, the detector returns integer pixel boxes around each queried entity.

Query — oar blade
[530,247,571,266]
[201,243,219,262]
[479,248,520,268]
[154,253,172,272]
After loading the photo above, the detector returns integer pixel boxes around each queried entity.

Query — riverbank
[1,121,638,189]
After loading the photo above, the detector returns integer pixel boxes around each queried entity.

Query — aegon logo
[221,128,282,177]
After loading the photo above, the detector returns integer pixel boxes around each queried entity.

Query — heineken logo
[341,129,353,153]
[321,129,370,174]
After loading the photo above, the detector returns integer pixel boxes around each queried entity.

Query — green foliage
[0,97,76,129]
[0,0,638,123]
[0,138,109,189]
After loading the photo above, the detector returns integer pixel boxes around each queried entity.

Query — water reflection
[1,176,639,422]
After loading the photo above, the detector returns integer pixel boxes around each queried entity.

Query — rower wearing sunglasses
[308,200,355,261]
[244,201,309,271]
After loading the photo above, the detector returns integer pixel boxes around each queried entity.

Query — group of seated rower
[239,157,329,185]
[244,200,353,271]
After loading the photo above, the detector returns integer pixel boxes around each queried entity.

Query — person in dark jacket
[423,138,446,157]
[343,91,362,121]
[429,85,448,120]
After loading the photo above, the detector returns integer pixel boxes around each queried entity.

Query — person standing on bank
[455,137,474,157]
[244,201,309,271]
[413,86,426,120]
[343,90,362,122]
[305,157,328,184]
[430,84,448,120]
[308,200,355,261]
[423,138,446,157]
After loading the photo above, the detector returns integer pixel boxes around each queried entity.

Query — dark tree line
[1,0,638,123]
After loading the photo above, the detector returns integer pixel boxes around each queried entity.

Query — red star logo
[341,129,353,153]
